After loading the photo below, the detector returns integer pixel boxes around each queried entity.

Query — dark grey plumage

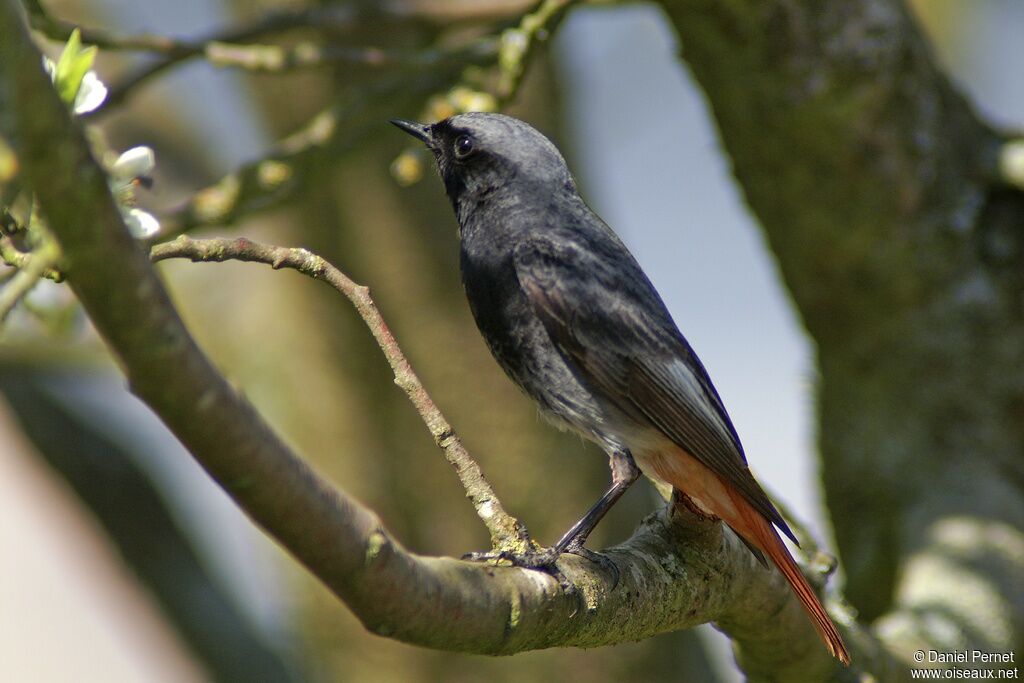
[391,112,794,556]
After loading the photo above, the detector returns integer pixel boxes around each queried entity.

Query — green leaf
[53,28,97,106]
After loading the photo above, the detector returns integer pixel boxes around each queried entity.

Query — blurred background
[1,1,1021,681]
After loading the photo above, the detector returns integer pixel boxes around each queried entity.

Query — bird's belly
[477,307,625,447]
[496,323,608,433]
[461,254,637,451]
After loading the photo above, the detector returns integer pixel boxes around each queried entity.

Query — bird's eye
[453,135,475,159]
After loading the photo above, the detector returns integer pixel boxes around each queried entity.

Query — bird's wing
[513,232,794,540]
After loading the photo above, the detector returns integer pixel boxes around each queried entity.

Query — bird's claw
[462,543,620,590]
[462,546,568,587]
[461,547,561,570]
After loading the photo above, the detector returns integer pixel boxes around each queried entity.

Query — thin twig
[400,0,580,132]
[0,238,58,322]
[150,234,532,551]
[25,1,523,54]
[201,37,499,74]
[494,0,582,101]
[0,234,64,281]
[26,3,357,54]
[78,6,359,110]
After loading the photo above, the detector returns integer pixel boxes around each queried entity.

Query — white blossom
[73,71,108,115]
[123,208,160,238]
[112,146,156,181]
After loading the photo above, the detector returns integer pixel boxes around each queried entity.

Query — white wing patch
[663,358,736,445]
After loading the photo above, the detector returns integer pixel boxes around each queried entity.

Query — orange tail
[647,450,850,664]
[729,488,851,665]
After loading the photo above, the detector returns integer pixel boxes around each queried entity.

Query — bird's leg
[463,450,640,586]
[552,449,640,554]
[550,449,639,585]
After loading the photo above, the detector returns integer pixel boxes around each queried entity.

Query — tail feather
[647,449,850,664]
[728,485,851,665]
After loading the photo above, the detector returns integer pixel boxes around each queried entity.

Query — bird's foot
[462,546,561,570]
[463,542,620,590]
[463,546,568,588]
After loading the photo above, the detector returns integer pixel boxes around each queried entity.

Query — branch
[150,234,530,551]
[0,233,58,321]
[494,0,580,101]
[0,4,880,676]
[200,38,498,74]
[0,233,62,281]
[25,1,528,112]
[28,4,361,109]
[24,0,530,54]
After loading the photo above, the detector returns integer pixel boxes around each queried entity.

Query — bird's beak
[390,119,434,145]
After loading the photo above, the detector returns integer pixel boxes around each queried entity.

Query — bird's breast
[458,243,619,447]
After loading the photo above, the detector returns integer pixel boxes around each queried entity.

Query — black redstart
[392,112,849,664]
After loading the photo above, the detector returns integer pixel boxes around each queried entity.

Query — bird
[392,112,849,665]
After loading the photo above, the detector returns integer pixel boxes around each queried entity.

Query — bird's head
[391,113,575,214]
